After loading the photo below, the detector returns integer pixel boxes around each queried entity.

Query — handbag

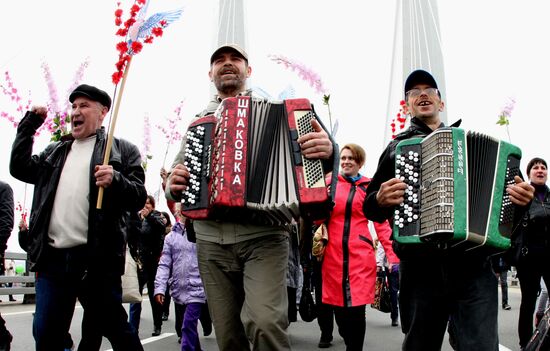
[299,265,317,322]
[371,272,391,313]
[312,223,328,260]
[299,285,317,322]
[121,248,142,303]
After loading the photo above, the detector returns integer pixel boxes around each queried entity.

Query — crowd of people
[0,43,548,351]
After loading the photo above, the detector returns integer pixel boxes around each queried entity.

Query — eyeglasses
[406,87,439,98]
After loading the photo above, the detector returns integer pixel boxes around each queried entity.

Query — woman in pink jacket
[321,143,398,350]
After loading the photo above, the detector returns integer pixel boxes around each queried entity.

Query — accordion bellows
[180,96,331,225]
[393,127,521,251]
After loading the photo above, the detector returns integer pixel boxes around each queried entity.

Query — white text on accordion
[231,97,249,185]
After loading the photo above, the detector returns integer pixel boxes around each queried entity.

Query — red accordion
[180,96,332,225]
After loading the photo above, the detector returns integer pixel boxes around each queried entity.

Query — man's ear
[99,106,109,124]
[439,100,445,112]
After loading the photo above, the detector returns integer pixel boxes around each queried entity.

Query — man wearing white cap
[166,44,334,350]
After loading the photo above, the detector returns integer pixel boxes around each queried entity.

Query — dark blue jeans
[129,301,142,334]
[516,255,550,347]
[129,264,163,333]
[399,255,498,351]
[33,247,143,351]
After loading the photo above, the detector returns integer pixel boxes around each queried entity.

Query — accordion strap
[309,104,339,211]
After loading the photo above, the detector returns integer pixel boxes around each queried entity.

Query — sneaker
[392,318,399,327]
[202,323,212,337]
[162,313,169,321]
[152,327,161,336]
[318,336,333,348]
[502,303,511,310]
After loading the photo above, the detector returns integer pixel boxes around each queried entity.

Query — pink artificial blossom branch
[269,54,328,95]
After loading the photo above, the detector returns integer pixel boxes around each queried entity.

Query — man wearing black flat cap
[10,84,146,350]
[364,70,534,350]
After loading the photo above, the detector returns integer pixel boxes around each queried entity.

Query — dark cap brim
[404,70,438,96]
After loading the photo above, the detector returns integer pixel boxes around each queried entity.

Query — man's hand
[18,217,27,231]
[297,119,333,160]
[95,165,114,188]
[31,106,48,120]
[507,175,534,206]
[154,294,164,305]
[168,164,190,198]
[376,178,407,207]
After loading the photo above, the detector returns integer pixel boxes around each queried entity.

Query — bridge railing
[0,252,35,298]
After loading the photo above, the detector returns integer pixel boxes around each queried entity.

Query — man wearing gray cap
[10,84,146,350]
[166,44,334,350]
[364,69,534,350]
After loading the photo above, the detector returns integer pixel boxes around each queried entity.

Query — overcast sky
[2,0,550,252]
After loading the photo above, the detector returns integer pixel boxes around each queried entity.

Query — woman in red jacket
[321,143,398,350]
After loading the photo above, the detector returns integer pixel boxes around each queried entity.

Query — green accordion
[393,127,521,251]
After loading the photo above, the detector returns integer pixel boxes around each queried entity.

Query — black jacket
[127,209,166,271]
[10,111,146,274]
[509,184,550,266]
[0,180,14,274]
[0,181,14,255]
[364,117,459,224]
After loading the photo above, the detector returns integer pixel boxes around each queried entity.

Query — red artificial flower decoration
[111,0,180,84]
[130,4,140,14]
[116,42,128,53]
[131,41,143,54]
[124,18,137,28]
[116,28,128,36]
[112,71,123,84]
[112,1,146,84]
[16,202,28,222]
[390,100,410,139]
[152,27,163,37]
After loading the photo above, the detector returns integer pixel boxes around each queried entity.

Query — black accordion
[180,96,333,225]
[392,127,521,250]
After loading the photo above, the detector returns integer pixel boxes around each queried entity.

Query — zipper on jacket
[342,184,356,307]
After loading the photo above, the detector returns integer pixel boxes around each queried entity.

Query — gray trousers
[196,234,290,351]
